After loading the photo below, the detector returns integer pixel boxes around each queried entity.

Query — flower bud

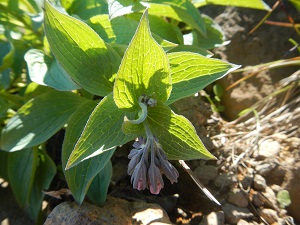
[148,163,164,194]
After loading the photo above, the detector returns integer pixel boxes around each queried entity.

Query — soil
[1,2,299,225]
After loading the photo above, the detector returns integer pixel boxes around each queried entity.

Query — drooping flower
[127,135,179,194]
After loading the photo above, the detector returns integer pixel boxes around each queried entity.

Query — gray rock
[227,188,248,207]
[44,196,172,225]
[237,219,249,225]
[241,174,253,190]
[251,192,263,207]
[262,186,278,208]
[200,211,225,225]
[258,208,279,224]
[255,159,277,176]
[214,173,237,188]
[222,203,253,224]
[194,165,218,184]
[253,174,266,190]
[257,140,281,159]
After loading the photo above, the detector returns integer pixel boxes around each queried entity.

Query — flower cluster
[127,136,179,194]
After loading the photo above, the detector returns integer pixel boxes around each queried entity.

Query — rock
[253,174,266,190]
[241,174,253,190]
[222,203,253,224]
[44,196,171,225]
[237,219,249,225]
[257,140,281,159]
[194,165,218,184]
[214,173,237,188]
[227,188,248,208]
[255,159,277,176]
[251,191,263,207]
[258,208,279,224]
[281,161,300,221]
[261,186,278,209]
[200,211,225,225]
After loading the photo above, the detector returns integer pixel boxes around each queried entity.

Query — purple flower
[128,136,179,194]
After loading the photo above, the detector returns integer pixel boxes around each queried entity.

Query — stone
[251,192,263,207]
[281,161,300,221]
[241,174,253,190]
[257,140,281,159]
[194,165,218,184]
[255,159,277,176]
[214,173,237,188]
[258,208,279,224]
[227,188,248,208]
[200,211,225,225]
[44,196,171,225]
[237,219,249,225]
[253,174,266,190]
[222,203,253,224]
[262,186,278,209]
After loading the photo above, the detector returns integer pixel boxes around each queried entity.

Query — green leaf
[26,150,56,220]
[193,0,271,11]
[61,0,108,20]
[147,103,215,160]
[289,0,300,11]
[167,45,212,57]
[88,14,178,53]
[114,10,171,111]
[0,40,14,72]
[189,15,227,49]
[1,91,88,152]
[25,49,80,91]
[0,150,9,180]
[7,148,38,209]
[62,101,114,203]
[277,190,291,208]
[87,160,112,206]
[66,93,135,169]
[148,1,206,35]
[166,52,240,104]
[108,0,146,19]
[44,1,121,96]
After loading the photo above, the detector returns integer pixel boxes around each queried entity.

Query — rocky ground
[1,2,300,225]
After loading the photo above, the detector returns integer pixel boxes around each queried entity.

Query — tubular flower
[128,136,179,194]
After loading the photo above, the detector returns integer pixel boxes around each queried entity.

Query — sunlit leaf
[66,93,135,169]
[148,103,215,160]
[114,10,171,111]
[166,52,240,104]
[1,91,88,152]
[25,49,80,91]
[62,101,114,203]
[193,0,271,11]
[44,1,121,96]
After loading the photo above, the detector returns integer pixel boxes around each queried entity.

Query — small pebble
[227,188,248,207]
[253,174,266,190]
[258,208,279,224]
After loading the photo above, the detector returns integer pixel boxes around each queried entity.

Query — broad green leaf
[26,150,56,220]
[114,10,171,110]
[62,101,114,203]
[61,0,108,20]
[44,1,121,96]
[87,160,112,206]
[147,103,215,160]
[1,91,88,152]
[25,49,80,91]
[289,0,300,11]
[0,40,14,72]
[127,13,183,44]
[194,0,271,11]
[147,1,206,35]
[88,14,178,52]
[189,15,227,49]
[7,148,38,209]
[122,120,144,135]
[66,93,135,169]
[108,0,146,19]
[277,190,291,208]
[166,52,240,104]
[167,45,212,57]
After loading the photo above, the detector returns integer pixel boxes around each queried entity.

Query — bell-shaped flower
[131,161,147,191]
[148,162,164,194]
